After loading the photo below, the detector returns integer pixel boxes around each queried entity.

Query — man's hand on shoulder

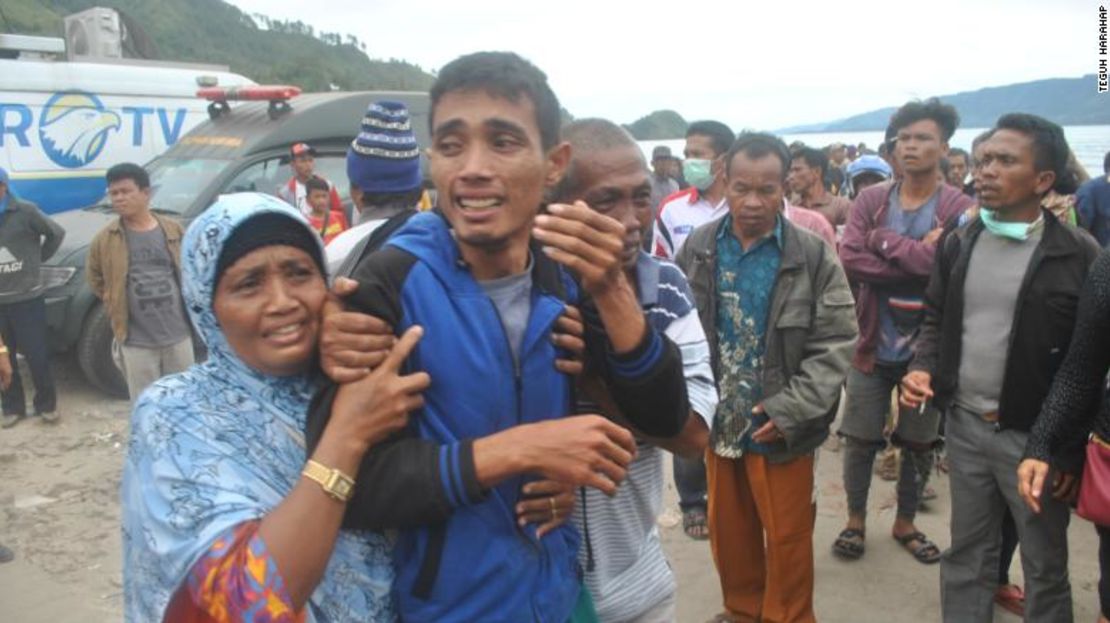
[319,276,398,383]
[552,305,585,376]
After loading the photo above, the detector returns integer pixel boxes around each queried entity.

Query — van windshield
[146,157,231,215]
[89,157,230,216]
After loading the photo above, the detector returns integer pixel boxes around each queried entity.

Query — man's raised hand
[533,201,627,295]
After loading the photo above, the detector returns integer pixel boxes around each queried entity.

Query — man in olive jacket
[676,133,857,623]
[87,163,192,400]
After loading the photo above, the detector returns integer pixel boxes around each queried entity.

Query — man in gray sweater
[901,114,1099,622]
[0,167,65,427]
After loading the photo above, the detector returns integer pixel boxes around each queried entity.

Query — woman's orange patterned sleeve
[163,520,305,623]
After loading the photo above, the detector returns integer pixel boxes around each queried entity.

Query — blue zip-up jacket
[305,212,689,623]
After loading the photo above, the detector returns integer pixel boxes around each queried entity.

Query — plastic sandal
[994,584,1025,617]
[682,507,710,540]
[893,531,941,564]
[832,528,866,560]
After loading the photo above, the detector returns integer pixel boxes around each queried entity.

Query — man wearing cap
[650,146,680,216]
[0,167,65,428]
[326,101,424,275]
[278,142,344,217]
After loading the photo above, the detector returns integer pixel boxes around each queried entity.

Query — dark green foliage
[624,110,688,140]
[3,0,436,92]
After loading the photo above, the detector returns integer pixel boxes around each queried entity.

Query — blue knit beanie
[347,101,421,193]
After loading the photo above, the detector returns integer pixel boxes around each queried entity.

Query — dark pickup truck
[42,90,430,396]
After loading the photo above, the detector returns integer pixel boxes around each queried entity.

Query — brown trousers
[706,450,817,623]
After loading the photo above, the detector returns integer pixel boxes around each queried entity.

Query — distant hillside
[625,110,688,140]
[779,75,1109,133]
[5,0,436,92]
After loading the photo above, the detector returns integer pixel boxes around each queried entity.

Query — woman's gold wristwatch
[302,459,356,502]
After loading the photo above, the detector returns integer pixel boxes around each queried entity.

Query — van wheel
[76,304,128,399]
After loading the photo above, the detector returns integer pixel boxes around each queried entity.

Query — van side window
[223,154,351,209]
[311,155,351,206]
[224,157,285,195]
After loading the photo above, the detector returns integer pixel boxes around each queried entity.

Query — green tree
[13,0,436,92]
[625,110,689,140]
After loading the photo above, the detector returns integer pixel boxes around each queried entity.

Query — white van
[0,34,254,214]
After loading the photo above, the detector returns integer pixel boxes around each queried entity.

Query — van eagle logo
[39,91,122,169]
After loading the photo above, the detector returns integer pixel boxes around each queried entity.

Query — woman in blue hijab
[121,193,428,622]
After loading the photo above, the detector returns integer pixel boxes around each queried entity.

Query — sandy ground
[0,355,1104,622]
[0,356,130,622]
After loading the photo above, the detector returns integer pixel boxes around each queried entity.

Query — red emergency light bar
[198,85,302,120]
[197,85,302,102]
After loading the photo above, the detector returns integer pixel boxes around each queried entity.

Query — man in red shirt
[278,142,343,217]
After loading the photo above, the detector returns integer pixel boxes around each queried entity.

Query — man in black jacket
[0,167,65,428]
[901,114,1100,622]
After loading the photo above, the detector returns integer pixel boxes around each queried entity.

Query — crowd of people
[2,49,1110,622]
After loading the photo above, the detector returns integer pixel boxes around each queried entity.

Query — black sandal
[682,507,710,540]
[832,528,865,559]
[893,531,941,564]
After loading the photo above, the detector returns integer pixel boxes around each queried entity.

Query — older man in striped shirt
[551,118,718,623]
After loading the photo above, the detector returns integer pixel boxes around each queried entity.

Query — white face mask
[980,208,1042,241]
[683,159,715,191]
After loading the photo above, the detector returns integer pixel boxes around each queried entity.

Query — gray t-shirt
[876,186,939,363]
[125,226,190,348]
[478,259,533,369]
[955,227,1042,413]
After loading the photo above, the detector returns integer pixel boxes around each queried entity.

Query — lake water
[639,125,1110,180]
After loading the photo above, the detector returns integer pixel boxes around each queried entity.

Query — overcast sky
[226,0,1096,130]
